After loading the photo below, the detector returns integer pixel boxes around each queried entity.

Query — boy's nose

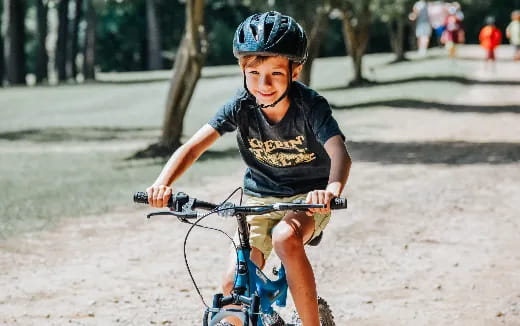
[259,74,272,87]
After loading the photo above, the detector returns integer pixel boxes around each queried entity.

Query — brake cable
[178,187,244,308]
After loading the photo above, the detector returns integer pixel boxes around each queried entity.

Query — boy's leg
[271,211,321,326]
[222,246,265,295]
[515,46,520,61]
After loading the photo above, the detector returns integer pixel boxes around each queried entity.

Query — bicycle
[134,189,347,326]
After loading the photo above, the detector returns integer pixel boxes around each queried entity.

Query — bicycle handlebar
[133,191,347,217]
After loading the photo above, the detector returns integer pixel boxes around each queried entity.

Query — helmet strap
[243,61,293,109]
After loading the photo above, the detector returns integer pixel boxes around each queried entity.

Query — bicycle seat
[307,231,323,246]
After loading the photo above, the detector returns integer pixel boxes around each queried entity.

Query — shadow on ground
[127,140,520,165]
[317,76,520,92]
[348,140,520,165]
[3,128,518,165]
[0,127,158,142]
[331,99,520,114]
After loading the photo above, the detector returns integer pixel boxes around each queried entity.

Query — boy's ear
[292,64,303,80]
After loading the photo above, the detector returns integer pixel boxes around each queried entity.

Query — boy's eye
[247,70,259,75]
[272,71,284,76]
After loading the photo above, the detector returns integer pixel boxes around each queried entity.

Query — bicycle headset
[232,11,308,109]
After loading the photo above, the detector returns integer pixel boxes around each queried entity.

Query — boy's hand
[305,190,335,216]
[146,185,172,208]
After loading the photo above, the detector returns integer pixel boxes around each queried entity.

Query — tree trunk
[160,0,207,152]
[70,0,83,79]
[3,0,26,85]
[146,0,162,70]
[340,5,371,86]
[83,0,96,80]
[298,5,330,86]
[56,0,69,82]
[35,0,48,83]
[388,17,406,62]
[0,5,4,87]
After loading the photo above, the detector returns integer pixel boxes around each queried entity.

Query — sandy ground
[1,52,520,326]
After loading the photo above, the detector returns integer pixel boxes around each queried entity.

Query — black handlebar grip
[330,197,348,210]
[134,192,149,204]
[133,192,174,207]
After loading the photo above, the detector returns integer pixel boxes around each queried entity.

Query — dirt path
[1,53,519,325]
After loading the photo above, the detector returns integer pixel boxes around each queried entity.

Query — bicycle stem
[236,213,251,249]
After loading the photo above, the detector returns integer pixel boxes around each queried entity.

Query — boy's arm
[323,135,352,197]
[306,134,351,215]
[147,124,220,207]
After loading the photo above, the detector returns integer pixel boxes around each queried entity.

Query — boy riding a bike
[147,11,352,326]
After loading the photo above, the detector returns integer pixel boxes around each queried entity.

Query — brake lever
[146,211,198,219]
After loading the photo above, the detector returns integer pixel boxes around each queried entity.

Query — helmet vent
[250,24,259,41]
[239,29,245,43]
[264,23,274,42]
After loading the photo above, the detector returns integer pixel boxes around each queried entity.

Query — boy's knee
[272,223,303,257]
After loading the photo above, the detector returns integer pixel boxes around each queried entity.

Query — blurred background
[0,0,518,85]
[1,1,520,325]
[1,0,519,238]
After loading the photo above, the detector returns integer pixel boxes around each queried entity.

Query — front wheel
[317,296,335,326]
[289,296,335,326]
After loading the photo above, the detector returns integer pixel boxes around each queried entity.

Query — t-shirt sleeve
[310,96,345,145]
[208,97,239,135]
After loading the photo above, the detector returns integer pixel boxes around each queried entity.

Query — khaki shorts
[235,194,331,259]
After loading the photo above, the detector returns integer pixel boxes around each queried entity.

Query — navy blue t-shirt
[208,81,344,197]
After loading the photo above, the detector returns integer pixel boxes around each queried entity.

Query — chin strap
[243,62,293,109]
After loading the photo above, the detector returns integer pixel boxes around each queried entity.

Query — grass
[0,46,501,237]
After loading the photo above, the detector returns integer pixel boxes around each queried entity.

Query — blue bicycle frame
[204,213,288,326]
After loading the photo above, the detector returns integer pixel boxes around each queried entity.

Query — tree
[293,1,331,86]
[83,0,97,80]
[374,0,413,62]
[0,0,4,86]
[56,0,70,82]
[35,0,48,83]
[145,0,162,70]
[154,0,207,154]
[70,0,83,79]
[3,0,26,85]
[332,0,373,86]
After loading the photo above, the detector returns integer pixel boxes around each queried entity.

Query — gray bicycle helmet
[233,11,308,64]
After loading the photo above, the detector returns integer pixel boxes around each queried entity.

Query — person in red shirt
[479,16,502,61]
[441,4,465,58]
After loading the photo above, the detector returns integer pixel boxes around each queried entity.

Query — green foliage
[6,0,520,75]
[97,0,147,71]
[205,2,251,66]
[373,0,415,22]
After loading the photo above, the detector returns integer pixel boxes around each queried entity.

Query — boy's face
[244,56,301,106]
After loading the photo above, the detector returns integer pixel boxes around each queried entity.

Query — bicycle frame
[204,213,288,326]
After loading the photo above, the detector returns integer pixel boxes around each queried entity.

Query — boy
[479,16,502,61]
[147,11,351,326]
[506,10,520,60]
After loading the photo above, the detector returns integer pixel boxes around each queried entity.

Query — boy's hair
[239,55,302,71]
[485,16,495,25]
